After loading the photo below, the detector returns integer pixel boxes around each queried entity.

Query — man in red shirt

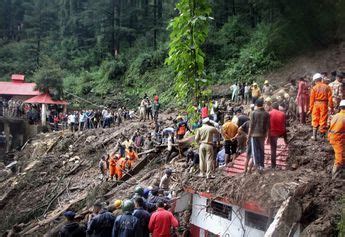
[268,102,287,169]
[148,201,179,237]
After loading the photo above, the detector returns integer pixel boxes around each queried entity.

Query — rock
[270,182,299,202]
[0,162,5,169]
[85,136,97,143]
[0,169,10,182]
[265,197,302,237]
[69,156,80,162]
[300,218,334,237]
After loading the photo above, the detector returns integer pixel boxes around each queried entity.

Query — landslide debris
[0,111,343,236]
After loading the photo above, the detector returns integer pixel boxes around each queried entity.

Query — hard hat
[283,93,290,99]
[176,115,183,120]
[165,168,173,175]
[265,97,272,102]
[154,95,159,101]
[122,199,135,213]
[253,82,258,86]
[64,211,76,218]
[264,80,269,84]
[134,186,144,196]
[114,199,123,209]
[312,73,322,81]
[340,100,345,107]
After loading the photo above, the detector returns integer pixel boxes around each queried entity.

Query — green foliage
[33,59,64,99]
[1,0,345,109]
[166,0,212,103]
[209,16,250,60]
[223,23,281,83]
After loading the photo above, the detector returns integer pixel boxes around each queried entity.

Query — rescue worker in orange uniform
[309,73,334,140]
[328,99,345,178]
[109,153,117,180]
[116,156,127,180]
[126,146,138,170]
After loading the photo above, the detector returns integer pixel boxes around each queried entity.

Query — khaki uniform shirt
[195,124,219,145]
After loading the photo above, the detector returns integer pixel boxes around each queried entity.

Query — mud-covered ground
[0,109,344,236]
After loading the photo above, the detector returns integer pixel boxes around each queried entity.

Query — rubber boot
[311,128,317,141]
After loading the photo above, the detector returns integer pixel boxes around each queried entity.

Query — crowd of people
[98,72,344,182]
[44,71,345,236]
[59,178,178,237]
[0,98,30,118]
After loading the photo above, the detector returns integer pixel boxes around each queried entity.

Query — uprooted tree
[166,0,212,105]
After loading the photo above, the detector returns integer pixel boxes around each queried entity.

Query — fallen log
[22,193,87,236]
[43,179,71,217]
[45,136,63,155]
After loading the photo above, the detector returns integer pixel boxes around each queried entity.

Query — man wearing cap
[328,99,345,178]
[152,96,160,121]
[175,116,190,140]
[262,80,274,98]
[251,83,261,105]
[297,76,309,124]
[87,202,115,237]
[112,199,141,237]
[329,73,344,109]
[59,211,86,237]
[248,98,270,174]
[221,115,238,164]
[309,73,334,140]
[195,117,220,178]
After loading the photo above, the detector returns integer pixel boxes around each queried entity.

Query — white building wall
[190,194,266,237]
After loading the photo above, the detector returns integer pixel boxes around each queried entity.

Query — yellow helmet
[114,199,123,209]
[176,115,183,120]
[264,80,269,84]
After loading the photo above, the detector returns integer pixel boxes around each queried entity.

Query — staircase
[224,138,289,176]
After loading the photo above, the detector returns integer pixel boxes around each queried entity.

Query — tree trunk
[115,0,121,55]
[153,0,157,49]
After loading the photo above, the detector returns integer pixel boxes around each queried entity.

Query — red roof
[0,81,40,96]
[224,138,289,176]
[24,93,68,105]
[11,74,25,82]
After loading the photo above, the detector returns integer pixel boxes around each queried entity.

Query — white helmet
[340,100,345,107]
[312,73,322,81]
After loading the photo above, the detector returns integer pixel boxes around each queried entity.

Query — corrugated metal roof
[0,81,40,96]
[24,93,68,105]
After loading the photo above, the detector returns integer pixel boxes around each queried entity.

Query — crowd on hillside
[97,72,344,183]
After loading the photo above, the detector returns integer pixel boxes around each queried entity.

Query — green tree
[33,59,64,100]
[166,0,212,103]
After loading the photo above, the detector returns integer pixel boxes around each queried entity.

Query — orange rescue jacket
[309,82,333,111]
[328,110,345,142]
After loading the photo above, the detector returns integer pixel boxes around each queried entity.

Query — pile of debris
[0,109,343,236]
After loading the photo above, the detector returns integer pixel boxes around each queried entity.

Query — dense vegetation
[0,0,344,107]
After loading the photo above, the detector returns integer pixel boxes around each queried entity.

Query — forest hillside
[0,0,345,107]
